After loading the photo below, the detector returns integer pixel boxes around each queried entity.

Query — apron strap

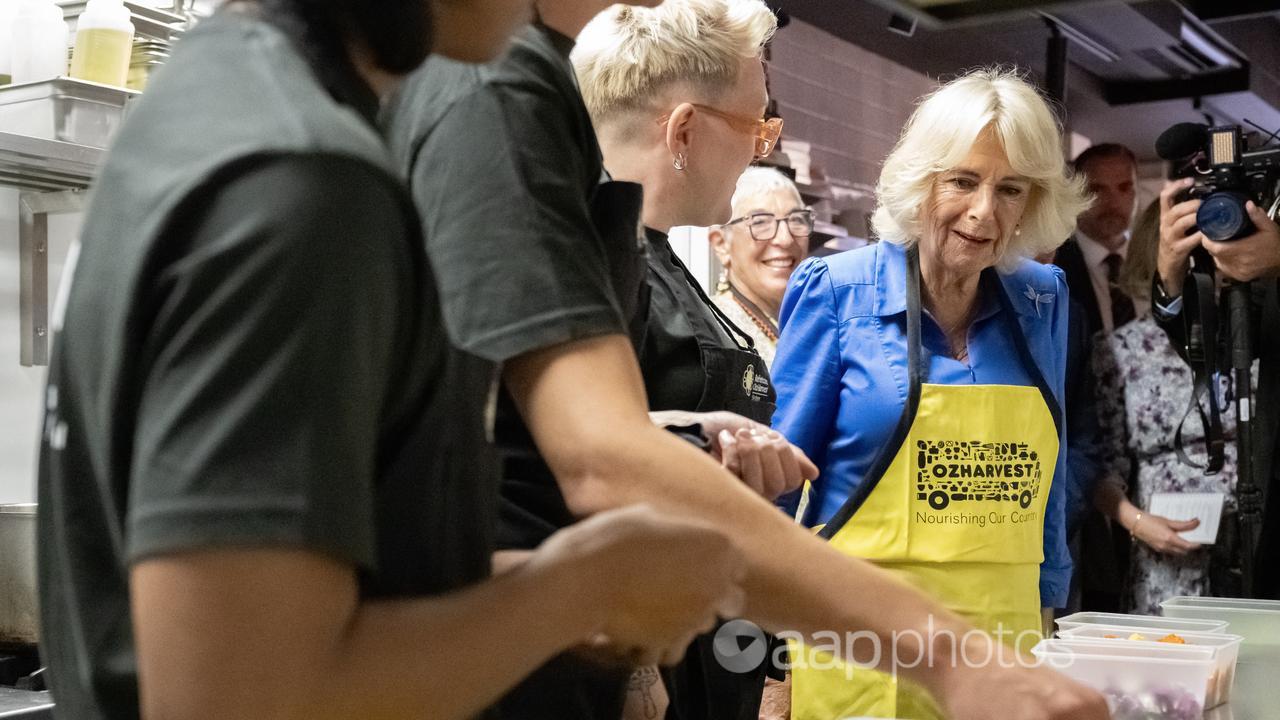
[817,247,1060,537]
[666,241,761,354]
[817,246,923,537]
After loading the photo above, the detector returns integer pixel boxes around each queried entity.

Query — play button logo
[713,619,767,674]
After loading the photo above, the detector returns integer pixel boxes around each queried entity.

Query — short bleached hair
[871,68,1090,269]
[571,0,778,126]
[731,167,803,214]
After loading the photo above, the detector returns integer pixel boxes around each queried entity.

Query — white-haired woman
[710,167,814,367]
[771,69,1090,720]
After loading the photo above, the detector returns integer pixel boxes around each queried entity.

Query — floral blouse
[1093,315,1242,509]
[1093,314,1254,613]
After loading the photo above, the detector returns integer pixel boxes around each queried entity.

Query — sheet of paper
[1147,492,1226,545]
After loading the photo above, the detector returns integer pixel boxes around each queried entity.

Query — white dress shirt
[1076,230,1134,334]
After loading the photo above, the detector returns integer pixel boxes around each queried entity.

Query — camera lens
[1196,191,1255,242]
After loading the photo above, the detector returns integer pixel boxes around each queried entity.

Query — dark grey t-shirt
[384,25,624,365]
[37,12,497,720]
[381,23,636,720]
[383,24,633,553]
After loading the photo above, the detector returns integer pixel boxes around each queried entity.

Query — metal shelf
[0,132,102,366]
[0,131,101,193]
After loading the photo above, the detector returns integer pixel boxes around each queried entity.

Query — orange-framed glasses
[657,104,784,160]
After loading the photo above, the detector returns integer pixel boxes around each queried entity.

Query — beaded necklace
[730,285,779,343]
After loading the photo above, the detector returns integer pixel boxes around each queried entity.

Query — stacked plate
[128,38,170,92]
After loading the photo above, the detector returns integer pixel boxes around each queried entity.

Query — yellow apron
[790,247,1061,720]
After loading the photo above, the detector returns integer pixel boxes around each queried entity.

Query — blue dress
[771,240,1073,607]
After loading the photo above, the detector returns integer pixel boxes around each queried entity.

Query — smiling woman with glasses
[709,167,813,366]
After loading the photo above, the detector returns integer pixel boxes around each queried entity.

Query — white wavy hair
[871,67,1090,269]
[571,0,778,125]
[730,166,802,214]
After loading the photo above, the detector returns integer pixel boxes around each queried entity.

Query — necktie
[1104,253,1135,329]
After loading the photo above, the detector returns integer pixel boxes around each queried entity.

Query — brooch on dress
[1023,284,1055,319]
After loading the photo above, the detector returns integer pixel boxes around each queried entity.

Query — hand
[719,427,816,500]
[937,637,1109,720]
[1201,201,1280,282]
[535,504,746,667]
[1129,511,1202,556]
[649,410,819,500]
[1157,179,1205,298]
[648,409,768,459]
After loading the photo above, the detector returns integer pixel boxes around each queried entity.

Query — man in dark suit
[1055,143,1140,612]
[1057,144,1141,337]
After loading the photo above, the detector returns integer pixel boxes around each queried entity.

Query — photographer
[1154,177,1280,599]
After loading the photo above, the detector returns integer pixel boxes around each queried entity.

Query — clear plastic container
[10,0,70,84]
[61,1,185,44]
[1162,596,1280,663]
[1055,611,1228,635]
[0,2,16,85]
[68,0,135,87]
[1032,638,1216,717]
[1057,625,1242,708]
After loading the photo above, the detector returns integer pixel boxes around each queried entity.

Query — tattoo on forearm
[628,666,661,719]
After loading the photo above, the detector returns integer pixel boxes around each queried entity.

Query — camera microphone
[1156,122,1209,160]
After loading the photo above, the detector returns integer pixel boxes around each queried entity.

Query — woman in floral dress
[1092,200,1249,614]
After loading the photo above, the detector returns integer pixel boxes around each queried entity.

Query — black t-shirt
[37,12,496,720]
[384,24,636,553]
[384,24,625,365]
[382,22,636,720]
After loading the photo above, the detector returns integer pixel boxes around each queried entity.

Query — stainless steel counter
[1205,657,1280,720]
[0,688,52,718]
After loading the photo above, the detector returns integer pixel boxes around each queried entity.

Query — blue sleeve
[771,257,843,517]
[1063,300,1105,538]
[1039,266,1073,608]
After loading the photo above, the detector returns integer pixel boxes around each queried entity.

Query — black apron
[639,228,775,423]
[638,229,775,720]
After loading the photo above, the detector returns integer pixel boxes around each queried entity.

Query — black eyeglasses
[725,210,815,241]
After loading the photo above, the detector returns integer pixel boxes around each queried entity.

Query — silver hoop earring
[673,153,687,171]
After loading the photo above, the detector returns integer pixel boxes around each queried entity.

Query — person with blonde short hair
[709,167,813,367]
[578,5,796,715]
[772,68,1091,719]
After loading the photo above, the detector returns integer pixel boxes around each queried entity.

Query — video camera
[1156,122,1280,241]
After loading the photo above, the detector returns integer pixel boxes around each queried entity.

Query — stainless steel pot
[0,505,38,645]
